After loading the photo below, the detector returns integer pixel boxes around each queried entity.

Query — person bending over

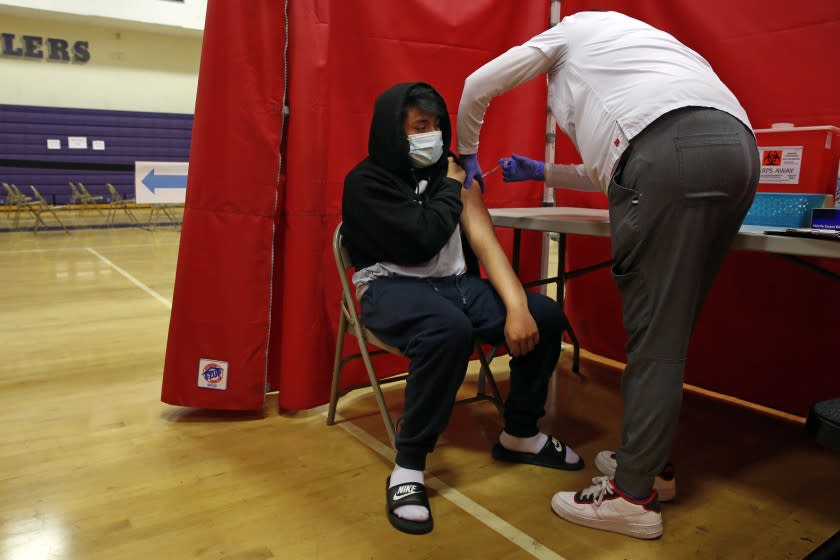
[457,10,759,539]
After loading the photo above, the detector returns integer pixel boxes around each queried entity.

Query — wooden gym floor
[1,225,838,560]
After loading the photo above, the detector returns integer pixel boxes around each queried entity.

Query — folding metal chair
[68,181,84,206]
[106,183,139,226]
[69,181,105,216]
[147,204,180,229]
[326,222,504,449]
[3,182,30,229]
[2,181,18,213]
[76,182,106,216]
[28,185,70,234]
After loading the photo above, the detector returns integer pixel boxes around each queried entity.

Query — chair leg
[327,312,348,426]
[124,206,139,224]
[350,321,397,449]
[12,204,22,229]
[566,323,582,374]
[328,311,398,450]
[30,208,48,233]
[47,207,69,234]
[475,343,504,415]
[474,343,498,394]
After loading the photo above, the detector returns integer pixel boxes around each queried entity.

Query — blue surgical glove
[460,153,485,191]
[500,153,545,182]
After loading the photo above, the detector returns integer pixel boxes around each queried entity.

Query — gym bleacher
[0,103,191,230]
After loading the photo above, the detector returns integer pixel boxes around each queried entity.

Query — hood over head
[367,82,452,175]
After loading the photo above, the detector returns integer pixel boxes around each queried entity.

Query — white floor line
[86,247,172,309]
[332,413,567,560]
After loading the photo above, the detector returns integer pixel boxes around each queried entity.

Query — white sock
[389,465,428,522]
[499,431,580,465]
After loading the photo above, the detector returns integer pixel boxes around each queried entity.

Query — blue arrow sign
[142,169,187,193]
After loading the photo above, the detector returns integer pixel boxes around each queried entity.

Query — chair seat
[805,398,840,451]
[364,328,402,355]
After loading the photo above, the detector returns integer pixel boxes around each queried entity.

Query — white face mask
[407,130,443,168]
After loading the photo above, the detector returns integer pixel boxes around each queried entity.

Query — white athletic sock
[499,431,580,464]
[389,465,428,522]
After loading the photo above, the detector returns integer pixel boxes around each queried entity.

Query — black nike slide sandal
[386,476,433,535]
[492,435,584,470]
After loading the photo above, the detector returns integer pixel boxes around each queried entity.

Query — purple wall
[0,104,192,204]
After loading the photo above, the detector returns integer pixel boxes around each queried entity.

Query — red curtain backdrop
[558,0,840,416]
[163,0,840,416]
[162,0,550,411]
[270,1,550,410]
[161,0,286,410]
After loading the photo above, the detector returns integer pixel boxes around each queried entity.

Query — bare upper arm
[459,181,497,254]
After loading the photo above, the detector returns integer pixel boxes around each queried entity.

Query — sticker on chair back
[198,359,228,390]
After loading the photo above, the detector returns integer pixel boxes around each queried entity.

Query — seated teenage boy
[341,82,582,535]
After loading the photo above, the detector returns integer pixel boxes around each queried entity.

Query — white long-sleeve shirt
[457,10,752,193]
[544,163,598,191]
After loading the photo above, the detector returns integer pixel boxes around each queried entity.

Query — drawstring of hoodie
[424,275,467,307]
[455,274,467,307]
[410,169,421,204]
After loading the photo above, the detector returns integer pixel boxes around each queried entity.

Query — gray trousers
[609,107,760,497]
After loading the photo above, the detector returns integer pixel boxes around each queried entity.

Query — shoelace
[579,476,613,506]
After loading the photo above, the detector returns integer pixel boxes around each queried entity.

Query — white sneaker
[551,476,663,539]
[594,450,677,502]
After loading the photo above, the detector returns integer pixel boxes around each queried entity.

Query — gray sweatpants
[609,107,760,497]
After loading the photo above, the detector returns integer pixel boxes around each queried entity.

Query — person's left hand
[504,307,539,356]
[460,153,485,191]
[500,153,545,182]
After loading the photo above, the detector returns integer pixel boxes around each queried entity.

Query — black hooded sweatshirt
[341,82,479,274]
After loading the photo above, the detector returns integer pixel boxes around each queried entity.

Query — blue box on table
[743,192,829,228]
